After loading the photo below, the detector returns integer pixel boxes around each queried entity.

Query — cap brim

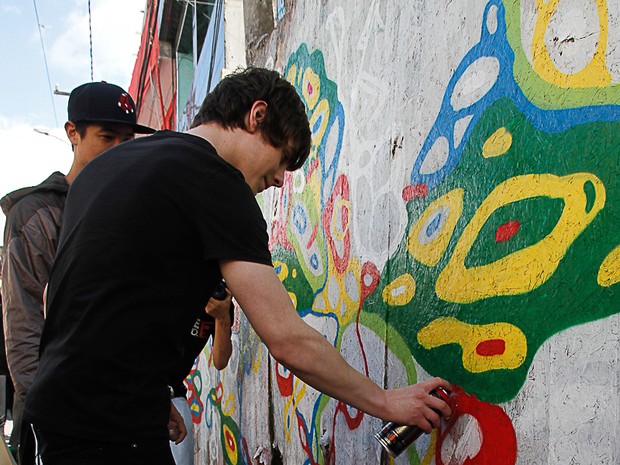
[133,123,156,134]
[73,118,156,134]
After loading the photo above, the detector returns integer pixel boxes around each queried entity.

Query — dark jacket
[1,172,69,400]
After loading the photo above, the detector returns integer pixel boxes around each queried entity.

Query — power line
[88,0,94,80]
[32,0,58,127]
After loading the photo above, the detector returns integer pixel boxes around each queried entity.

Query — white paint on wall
[607,1,620,80]
[505,313,620,465]
[487,3,499,34]
[450,56,500,111]
[520,0,538,64]
[223,0,247,72]
[521,0,620,82]
[419,136,450,174]
[545,0,600,75]
[454,114,474,148]
[440,414,483,465]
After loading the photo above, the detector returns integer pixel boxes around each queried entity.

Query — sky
[0,0,147,243]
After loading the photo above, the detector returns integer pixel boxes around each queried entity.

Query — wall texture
[188,1,620,463]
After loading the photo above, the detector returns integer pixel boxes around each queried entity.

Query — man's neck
[186,123,241,168]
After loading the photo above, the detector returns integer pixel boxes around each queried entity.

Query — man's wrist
[363,383,389,419]
[214,315,232,326]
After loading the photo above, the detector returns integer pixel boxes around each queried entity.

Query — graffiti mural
[190,1,619,464]
[383,0,619,405]
[271,44,381,464]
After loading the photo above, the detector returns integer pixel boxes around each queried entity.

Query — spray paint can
[374,387,451,458]
[212,280,227,300]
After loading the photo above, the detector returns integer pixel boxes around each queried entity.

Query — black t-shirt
[24,131,272,443]
[169,300,234,398]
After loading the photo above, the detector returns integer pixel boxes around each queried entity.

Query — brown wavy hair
[191,67,311,171]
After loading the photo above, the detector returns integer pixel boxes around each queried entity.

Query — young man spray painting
[24,68,451,464]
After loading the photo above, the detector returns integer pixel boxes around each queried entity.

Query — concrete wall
[188,1,620,463]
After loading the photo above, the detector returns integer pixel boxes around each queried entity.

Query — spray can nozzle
[212,280,227,300]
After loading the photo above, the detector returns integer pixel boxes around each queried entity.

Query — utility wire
[32,0,58,127]
[88,0,94,80]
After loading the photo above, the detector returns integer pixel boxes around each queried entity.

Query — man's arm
[204,290,233,370]
[220,260,451,431]
[2,236,48,399]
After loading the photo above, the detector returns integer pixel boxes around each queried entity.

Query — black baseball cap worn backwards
[67,81,155,134]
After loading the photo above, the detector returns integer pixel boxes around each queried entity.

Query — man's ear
[247,101,268,133]
[65,121,79,146]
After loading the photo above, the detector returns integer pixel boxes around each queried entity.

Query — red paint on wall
[402,183,429,201]
[224,428,236,452]
[360,261,380,301]
[296,411,321,465]
[476,339,506,356]
[436,386,517,465]
[186,365,204,424]
[495,220,520,242]
[306,157,320,182]
[275,361,294,397]
[323,174,351,274]
[306,222,319,249]
[269,178,295,251]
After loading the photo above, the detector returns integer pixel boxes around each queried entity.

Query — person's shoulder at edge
[0,172,68,222]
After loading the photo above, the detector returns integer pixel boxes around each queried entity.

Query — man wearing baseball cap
[1,81,153,464]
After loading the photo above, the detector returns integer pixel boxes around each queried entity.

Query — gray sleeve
[2,211,58,400]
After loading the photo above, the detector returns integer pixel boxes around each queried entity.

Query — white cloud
[0,118,72,241]
[0,0,147,243]
[48,0,146,89]
[1,4,21,15]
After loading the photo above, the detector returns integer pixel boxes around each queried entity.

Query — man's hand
[382,377,452,432]
[205,287,233,370]
[205,288,232,322]
[168,401,188,445]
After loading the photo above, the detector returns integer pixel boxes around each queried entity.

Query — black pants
[18,420,36,465]
[33,427,175,465]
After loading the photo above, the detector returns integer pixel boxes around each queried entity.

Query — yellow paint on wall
[407,189,464,266]
[222,424,238,464]
[313,258,362,323]
[482,127,513,158]
[283,378,307,442]
[222,392,236,417]
[303,68,321,110]
[274,260,289,281]
[331,198,351,241]
[436,173,606,303]
[598,244,620,286]
[382,274,416,306]
[286,64,298,84]
[308,99,330,159]
[190,402,201,415]
[251,330,263,374]
[288,292,298,309]
[532,0,611,88]
[420,430,438,465]
[418,317,527,373]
